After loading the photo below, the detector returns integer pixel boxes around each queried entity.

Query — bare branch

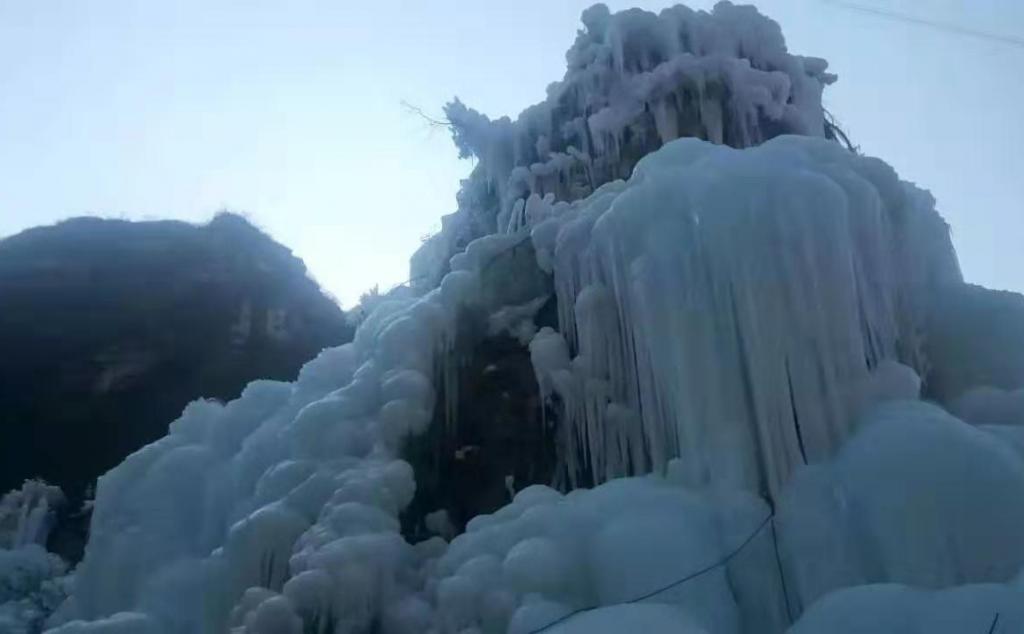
[400,100,453,129]
[824,108,859,154]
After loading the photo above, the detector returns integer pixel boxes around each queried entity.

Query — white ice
[35,4,1020,633]
[530,135,956,496]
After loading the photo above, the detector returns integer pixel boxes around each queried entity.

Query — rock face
[403,238,560,538]
[0,213,353,532]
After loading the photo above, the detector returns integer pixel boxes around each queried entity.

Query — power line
[822,0,1024,49]
[528,510,776,633]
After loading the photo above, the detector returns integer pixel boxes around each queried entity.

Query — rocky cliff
[0,212,353,556]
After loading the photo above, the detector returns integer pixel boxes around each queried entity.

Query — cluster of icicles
[527,136,950,496]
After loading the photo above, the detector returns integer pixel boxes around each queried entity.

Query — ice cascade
[32,3,1024,634]
[528,136,958,495]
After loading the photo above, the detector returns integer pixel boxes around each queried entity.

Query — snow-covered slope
[29,3,1024,634]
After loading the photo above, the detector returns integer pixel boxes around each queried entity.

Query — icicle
[652,97,680,144]
[533,135,958,498]
[505,198,526,234]
[0,479,64,548]
[699,84,724,144]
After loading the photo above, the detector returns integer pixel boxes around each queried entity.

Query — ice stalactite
[414,1,838,291]
[0,482,69,634]
[0,480,65,550]
[529,136,958,496]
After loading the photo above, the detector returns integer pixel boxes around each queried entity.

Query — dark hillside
[0,213,353,524]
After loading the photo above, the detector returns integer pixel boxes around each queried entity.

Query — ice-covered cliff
[18,3,1024,634]
[412,1,843,290]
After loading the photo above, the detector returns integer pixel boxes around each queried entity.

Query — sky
[1,0,1022,307]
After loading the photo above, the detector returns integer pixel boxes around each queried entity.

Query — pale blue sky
[1,1,1022,306]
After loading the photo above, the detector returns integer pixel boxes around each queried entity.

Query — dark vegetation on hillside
[0,213,353,556]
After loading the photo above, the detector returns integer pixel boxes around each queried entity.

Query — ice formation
[787,581,1024,634]
[0,545,69,634]
[27,2,1024,634]
[46,134,1017,633]
[950,386,1024,426]
[51,393,1024,634]
[0,481,69,633]
[921,283,1024,403]
[776,402,1024,609]
[57,287,463,631]
[0,480,65,550]
[413,1,842,289]
[529,137,954,495]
